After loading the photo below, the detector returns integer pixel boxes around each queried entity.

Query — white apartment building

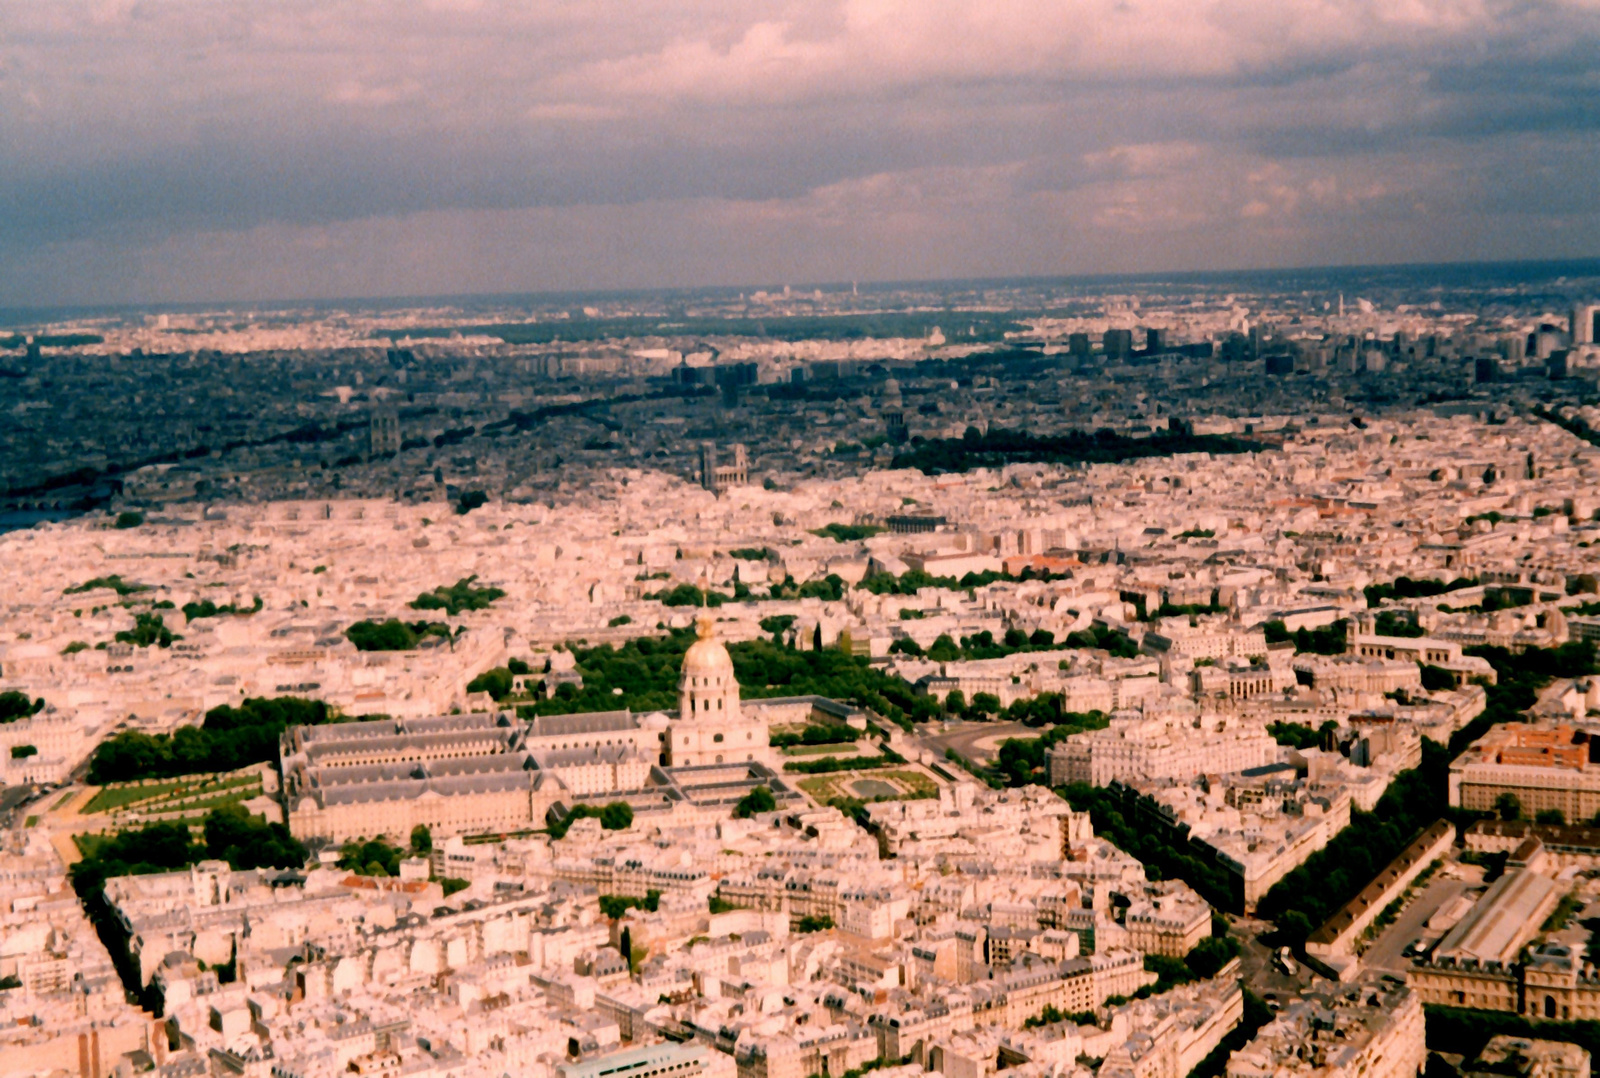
[1122,883,1213,958]
[1048,715,1279,787]
[0,709,88,784]
[1291,654,1422,694]
[1098,978,1244,1078]
[1142,619,1268,662]
[1227,980,1424,1078]
[1348,634,1497,684]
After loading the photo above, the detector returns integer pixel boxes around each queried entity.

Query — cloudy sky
[2,0,1598,306]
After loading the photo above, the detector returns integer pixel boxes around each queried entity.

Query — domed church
[282,612,856,843]
[667,613,776,768]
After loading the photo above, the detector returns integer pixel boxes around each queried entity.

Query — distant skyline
[3,1,1599,307]
[5,255,1600,326]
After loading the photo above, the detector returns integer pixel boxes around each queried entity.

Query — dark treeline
[892,625,1135,662]
[1,333,105,348]
[409,576,505,616]
[1427,1005,1600,1062]
[784,748,906,774]
[1255,741,1447,941]
[2,410,377,504]
[1263,619,1347,655]
[345,618,453,651]
[183,595,263,622]
[71,805,305,897]
[1059,782,1237,910]
[859,565,1068,597]
[87,696,333,784]
[891,426,1263,475]
[1533,404,1600,451]
[1364,575,1478,607]
[770,724,859,747]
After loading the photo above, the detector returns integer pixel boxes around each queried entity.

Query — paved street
[1363,875,1471,973]
[918,720,1035,764]
[1231,916,1320,1001]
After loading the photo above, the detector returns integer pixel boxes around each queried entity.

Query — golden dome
[681,611,734,680]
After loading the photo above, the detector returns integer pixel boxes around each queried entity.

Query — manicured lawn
[782,742,861,757]
[157,787,262,815]
[876,769,938,796]
[798,767,938,803]
[83,780,189,814]
[83,773,261,815]
[798,775,841,800]
[73,832,109,858]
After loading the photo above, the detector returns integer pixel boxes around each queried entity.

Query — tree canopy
[345,618,452,651]
[71,806,306,898]
[892,426,1263,475]
[116,612,178,648]
[1263,618,1347,655]
[88,696,332,783]
[466,666,516,700]
[549,800,635,838]
[64,575,148,596]
[991,712,1110,786]
[203,805,308,871]
[183,595,263,622]
[0,690,44,723]
[338,837,404,876]
[599,890,660,919]
[1267,720,1339,751]
[734,785,777,817]
[811,523,884,542]
[410,576,505,616]
[646,583,732,607]
[518,629,930,730]
[1364,575,1477,608]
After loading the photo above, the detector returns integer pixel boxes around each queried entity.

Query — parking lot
[1363,873,1474,973]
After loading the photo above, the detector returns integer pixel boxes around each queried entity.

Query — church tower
[666,613,773,768]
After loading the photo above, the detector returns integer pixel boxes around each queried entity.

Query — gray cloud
[0,0,1597,304]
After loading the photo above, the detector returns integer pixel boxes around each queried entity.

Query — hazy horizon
[1,255,1597,328]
